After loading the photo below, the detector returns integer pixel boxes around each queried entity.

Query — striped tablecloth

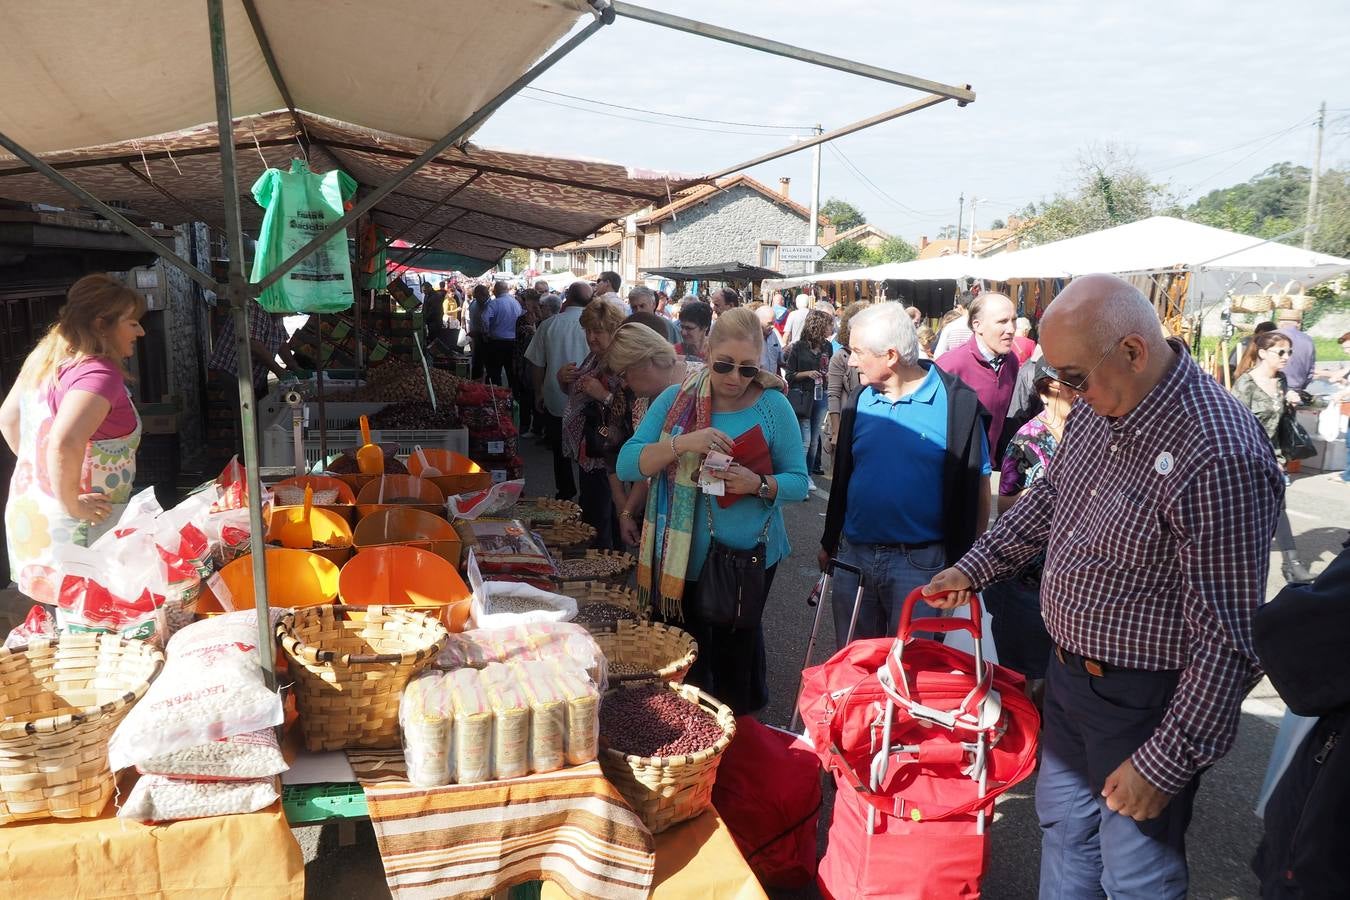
[347,749,656,900]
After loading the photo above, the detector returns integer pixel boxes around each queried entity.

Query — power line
[515,94,815,138]
[1179,123,1314,199]
[826,144,949,220]
[1151,117,1314,174]
[521,87,814,132]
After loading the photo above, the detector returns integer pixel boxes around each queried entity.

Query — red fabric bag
[797,591,1040,899]
[712,715,822,889]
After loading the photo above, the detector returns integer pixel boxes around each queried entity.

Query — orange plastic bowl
[406,450,494,496]
[265,506,354,566]
[355,476,445,520]
[272,475,357,524]
[337,545,471,631]
[351,507,463,567]
[197,547,340,616]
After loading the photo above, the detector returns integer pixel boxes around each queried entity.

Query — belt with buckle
[1054,645,1108,677]
[877,538,940,552]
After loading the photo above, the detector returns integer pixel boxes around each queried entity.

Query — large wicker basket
[599,681,735,834]
[533,521,596,554]
[593,619,697,683]
[278,605,449,751]
[0,634,163,824]
[1230,293,1273,314]
[556,580,649,629]
[554,549,636,587]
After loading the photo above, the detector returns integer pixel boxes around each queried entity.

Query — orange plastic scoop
[356,414,384,475]
[278,486,315,549]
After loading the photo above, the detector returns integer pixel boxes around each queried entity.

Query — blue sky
[474,0,1350,244]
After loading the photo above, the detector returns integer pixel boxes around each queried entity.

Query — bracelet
[619,509,635,519]
[669,433,680,456]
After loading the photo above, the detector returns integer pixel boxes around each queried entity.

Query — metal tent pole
[610,2,976,102]
[208,0,276,690]
[251,16,611,298]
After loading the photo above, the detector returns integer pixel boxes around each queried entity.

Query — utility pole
[955,192,964,255]
[1304,100,1325,250]
[967,196,979,258]
[808,124,822,274]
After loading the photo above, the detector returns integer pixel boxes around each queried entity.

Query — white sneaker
[807,477,818,493]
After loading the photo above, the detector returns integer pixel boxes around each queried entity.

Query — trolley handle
[897,587,983,641]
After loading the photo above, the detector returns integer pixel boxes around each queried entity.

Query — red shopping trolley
[796,588,1040,899]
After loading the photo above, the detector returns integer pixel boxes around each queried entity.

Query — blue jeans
[831,537,946,648]
[982,576,1051,679]
[1037,651,1198,899]
[798,394,828,473]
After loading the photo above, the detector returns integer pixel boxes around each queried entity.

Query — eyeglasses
[1050,337,1124,393]
[711,360,760,378]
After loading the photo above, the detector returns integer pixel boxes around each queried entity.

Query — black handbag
[786,385,813,418]
[695,498,773,630]
[581,399,608,459]
[1279,408,1318,462]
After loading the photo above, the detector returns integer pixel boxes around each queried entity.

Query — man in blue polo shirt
[820,303,991,646]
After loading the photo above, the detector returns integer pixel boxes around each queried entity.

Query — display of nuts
[600,683,723,758]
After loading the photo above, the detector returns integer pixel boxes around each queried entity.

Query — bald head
[1040,274,1173,418]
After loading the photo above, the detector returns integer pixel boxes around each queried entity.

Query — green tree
[1184,163,1350,258]
[503,248,529,272]
[819,197,866,233]
[937,224,958,239]
[989,218,1007,230]
[1019,143,1180,246]
[824,238,867,264]
[863,236,918,266]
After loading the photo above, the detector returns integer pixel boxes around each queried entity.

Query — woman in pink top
[0,274,145,603]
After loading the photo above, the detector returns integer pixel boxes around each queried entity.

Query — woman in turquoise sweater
[618,308,809,714]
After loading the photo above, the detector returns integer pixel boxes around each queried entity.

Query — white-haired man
[819,302,991,647]
[924,273,1282,898]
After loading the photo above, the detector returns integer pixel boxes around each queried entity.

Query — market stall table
[0,781,305,899]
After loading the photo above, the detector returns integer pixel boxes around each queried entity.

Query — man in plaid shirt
[925,274,1282,898]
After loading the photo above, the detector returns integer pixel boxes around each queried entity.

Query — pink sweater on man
[936,337,1019,461]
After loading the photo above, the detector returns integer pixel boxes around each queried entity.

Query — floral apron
[5,381,141,603]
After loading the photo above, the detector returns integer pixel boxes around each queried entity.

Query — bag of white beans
[137,728,288,781]
[109,609,285,772]
[118,775,279,822]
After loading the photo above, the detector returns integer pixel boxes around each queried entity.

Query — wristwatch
[757,473,772,501]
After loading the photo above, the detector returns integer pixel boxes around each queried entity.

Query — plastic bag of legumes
[108,609,285,773]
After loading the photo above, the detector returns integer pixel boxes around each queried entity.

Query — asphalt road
[298,436,1348,899]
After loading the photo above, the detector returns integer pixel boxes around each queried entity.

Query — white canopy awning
[978,217,1350,308]
[0,0,595,154]
[763,254,993,293]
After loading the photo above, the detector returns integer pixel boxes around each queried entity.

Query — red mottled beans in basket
[600,683,723,758]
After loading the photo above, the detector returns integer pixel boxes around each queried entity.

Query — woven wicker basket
[556,581,649,627]
[1290,294,1313,312]
[533,521,596,554]
[599,681,735,834]
[504,498,583,527]
[0,634,163,824]
[593,619,697,683]
[554,549,636,586]
[1230,294,1273,314]
[278,605,449,751]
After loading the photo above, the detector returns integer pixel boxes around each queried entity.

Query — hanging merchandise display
[358,221,388,291]
[250,159,357,314]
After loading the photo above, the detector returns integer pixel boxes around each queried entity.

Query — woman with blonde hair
[1,274,146,603]
[619,307,809,714]
[603,321,687,546]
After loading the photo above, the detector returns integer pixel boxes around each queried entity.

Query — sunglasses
[711,360,760,378]
[1269,349,1291,358]
[1049,337,1124,393]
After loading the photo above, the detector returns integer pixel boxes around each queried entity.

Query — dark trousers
[470,334,485,380]
[517,383,536,435]
[1037,651,1198,899]
[982,576,1052,679]
[483,338,514,386]
[578,466,619,550]
[670,566,777,716]
[543,412,576,500]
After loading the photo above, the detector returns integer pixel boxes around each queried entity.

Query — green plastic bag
[250,159,356,314]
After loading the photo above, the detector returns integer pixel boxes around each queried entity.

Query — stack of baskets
[533,521,596,554]
[593,619,697,683]
[0,634,163,824]
[599,681,735,834]
[278,605,449,751]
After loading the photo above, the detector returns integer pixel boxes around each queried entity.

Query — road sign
[777,244,827,262]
